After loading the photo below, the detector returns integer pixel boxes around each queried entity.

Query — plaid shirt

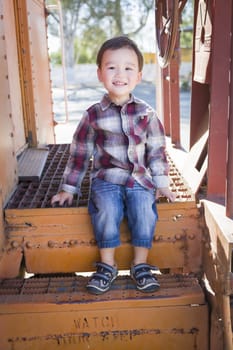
[62,94,170,195]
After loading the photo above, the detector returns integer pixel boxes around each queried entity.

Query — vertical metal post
[226,96,233,218]
[226,4,233,218]
[207,0,231,200]
[162,66,171,134]
[57,0,69,123]
[168,43,180,147]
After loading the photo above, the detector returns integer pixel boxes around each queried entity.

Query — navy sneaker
[130,263,160,293]
[86,262,118,295]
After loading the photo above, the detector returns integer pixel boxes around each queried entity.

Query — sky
[137,11,156,53]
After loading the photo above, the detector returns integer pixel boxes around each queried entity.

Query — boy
[51,36,176,295]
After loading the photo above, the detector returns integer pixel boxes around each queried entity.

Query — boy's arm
[146,111,176,202]
[51,112,94,206]
[62,112,94,194]
[146,112,170,187]
[51,191,73,206]
[156,187,176,202]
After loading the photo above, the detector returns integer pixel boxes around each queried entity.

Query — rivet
[69,239,77,247]
[89,238,96,245]
[26,241,33,249]
[11,241,19,248]
[48,240,55,248]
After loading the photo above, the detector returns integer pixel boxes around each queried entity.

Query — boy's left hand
[156,187,176,202]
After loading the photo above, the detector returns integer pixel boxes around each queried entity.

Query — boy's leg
[133,246,150,265]
[125,181,157,250]
[88,178,124,251]
[125,182,160,292]
[100,247,116,267]
[87,179,123,294]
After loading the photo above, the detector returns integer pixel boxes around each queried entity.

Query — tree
[180,0,193,49]
[46,0,87,67]
[84,0,154,36]
[46,0,154,67]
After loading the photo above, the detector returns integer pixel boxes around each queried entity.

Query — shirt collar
[100,93,136,111]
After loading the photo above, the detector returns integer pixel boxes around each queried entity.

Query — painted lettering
[74,315,117,330]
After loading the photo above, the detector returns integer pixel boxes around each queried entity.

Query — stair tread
[18,148,49,182]
[0,274,205,307]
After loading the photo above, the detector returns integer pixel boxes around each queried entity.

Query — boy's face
[97,47,142,105]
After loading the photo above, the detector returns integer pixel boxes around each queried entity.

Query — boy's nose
[115,68,124,77]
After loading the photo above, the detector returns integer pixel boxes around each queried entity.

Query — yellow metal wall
[0,0,21,204]
[0,0,55,205]
[25,0,55,146]
[15,0,55,147]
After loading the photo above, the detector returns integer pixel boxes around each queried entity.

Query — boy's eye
[108,66,115,70]
[125,67,133,71]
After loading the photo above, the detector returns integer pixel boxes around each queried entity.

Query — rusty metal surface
[206,0,231,200]
[0,274,203,304]
[14,0,54,147]
[202,199,233,350]
[3,144,199,277]
[18,148,49,181]
[6,144,194,210]
[4,201,202,275]
[0,0,21,205]
[0,274,209,350]
[6,144,90,209]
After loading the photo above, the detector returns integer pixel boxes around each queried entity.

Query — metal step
[18,148,49,182]
[6,144,194,209]
[0,274,202,304]
[0,274,209,350]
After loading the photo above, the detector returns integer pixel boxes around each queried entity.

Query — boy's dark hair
[96,36,144,72]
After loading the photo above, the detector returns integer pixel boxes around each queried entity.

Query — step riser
[4,204,202,275]
[0,275,209,350]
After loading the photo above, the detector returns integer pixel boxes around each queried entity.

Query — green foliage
[75,27,107,64]
[180,0,194,48]
[49,50,62,65]
[46,0,154,67]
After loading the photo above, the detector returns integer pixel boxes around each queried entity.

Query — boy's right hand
[51,191,73,207]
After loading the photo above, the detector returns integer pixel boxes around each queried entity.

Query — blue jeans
[88,178,158,249]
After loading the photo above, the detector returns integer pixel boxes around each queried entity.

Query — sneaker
[130,263,160,293]
[86,262,118,295]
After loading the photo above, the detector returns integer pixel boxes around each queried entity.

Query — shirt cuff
[152,175,170,189]
[61,184,80,195]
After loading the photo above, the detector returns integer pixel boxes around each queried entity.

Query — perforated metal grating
[0,274,201,303]
[6,144,193,209]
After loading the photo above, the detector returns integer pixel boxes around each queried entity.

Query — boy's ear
[97,67,102,82]
[137,71,142,83]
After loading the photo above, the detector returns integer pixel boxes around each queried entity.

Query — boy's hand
[156,187,176,202]
[51,191,73,207]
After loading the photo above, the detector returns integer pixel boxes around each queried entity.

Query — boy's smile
[97,47,142,105]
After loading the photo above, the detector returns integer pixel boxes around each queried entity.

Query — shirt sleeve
[61,111,95,195]
[146,110,170,188]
